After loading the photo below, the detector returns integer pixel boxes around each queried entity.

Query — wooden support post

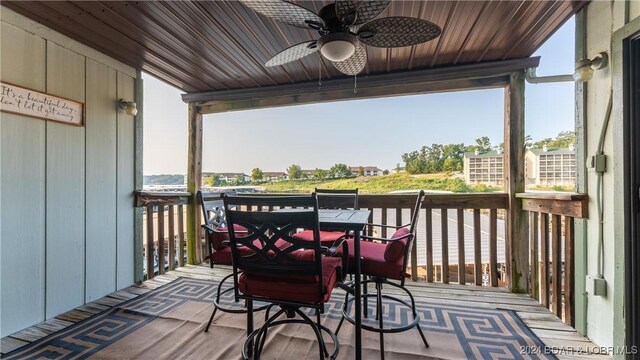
[504,71,528,293]
[186,103,202,265]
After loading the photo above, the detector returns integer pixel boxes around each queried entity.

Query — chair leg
[376,282,385,360]
[404,283,429,348]
[335,291,349,335]
[317,310,329,357]
[204,307,218,332]
[247,300,254,358]
[294,308,326,360]
[363,275,369,318]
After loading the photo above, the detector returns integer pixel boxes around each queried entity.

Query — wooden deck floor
[1,264,609,359]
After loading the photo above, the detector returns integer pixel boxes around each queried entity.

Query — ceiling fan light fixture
[318,33,358,62]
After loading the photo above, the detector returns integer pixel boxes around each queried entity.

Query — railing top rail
[516,192,589,218]
[134,191,510,209]
[135,191,190,207]
[515,192,588,201]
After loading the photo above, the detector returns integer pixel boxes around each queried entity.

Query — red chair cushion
[238,256,342,304]
[209,224,249,250]
[293,229,345,246]
[211,238,289,266]
[383,228,411,262]
[337,239,405,280]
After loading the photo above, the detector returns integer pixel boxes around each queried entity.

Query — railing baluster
[368,208,375,236]
[380,207,388,238]
[157,205,165,274]
[146,205,154,279]
[168,205,176,271]
[425,207,434,282]
[540,213,550,308]
[178,205,185,267]
[457,209,465,285]
[564,216,575,326]
[551,214,562,317]
[489,209,498,287]
[530,211,539,300]
[441,208,449,284]
[410,207,418,281]
[473,209,482,286]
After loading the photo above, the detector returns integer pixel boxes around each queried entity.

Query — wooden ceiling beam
[184,57,540,114]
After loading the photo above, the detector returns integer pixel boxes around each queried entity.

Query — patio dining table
[317,208,370,360]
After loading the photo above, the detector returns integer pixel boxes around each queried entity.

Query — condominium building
[463,147,576,187]
[463,150,504,186]
[525,147,576,186]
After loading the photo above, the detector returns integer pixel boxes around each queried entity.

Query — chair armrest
[360,232,412,243]
[321,235,350,280]
[364,222,411,229]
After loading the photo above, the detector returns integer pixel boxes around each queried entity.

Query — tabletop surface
[274,208,370,229]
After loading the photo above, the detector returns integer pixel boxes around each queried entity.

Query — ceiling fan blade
[239,0,325,29]
[336,0,390,26]
[332,44,366,76]
[265,41,318,67]
[358,17,442,48]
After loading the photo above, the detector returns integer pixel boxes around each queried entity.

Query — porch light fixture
[317,33,358,62]
[573,51,608,82]
[118,99,138,116]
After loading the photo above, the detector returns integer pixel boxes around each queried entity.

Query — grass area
[528,185,576,192]
[260,173,501,194]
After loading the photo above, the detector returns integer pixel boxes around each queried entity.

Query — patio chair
[293,188,358,247]
[223,193,348,359]
[198,190,269,332]
[335,190,428,359]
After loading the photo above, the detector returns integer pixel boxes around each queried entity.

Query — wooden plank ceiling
[3,1,587,94]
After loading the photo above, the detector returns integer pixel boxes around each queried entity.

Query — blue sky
[143,18,575,175]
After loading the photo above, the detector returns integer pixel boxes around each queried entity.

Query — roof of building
[349,166,382,171]
[528,147,576,156]
[464,150,504,158]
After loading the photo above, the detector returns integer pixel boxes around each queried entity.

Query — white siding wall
[582,1,639,350]
[0,9,138,336]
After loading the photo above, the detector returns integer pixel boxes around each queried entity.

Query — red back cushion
[383,227,411,262]
[210,224,248,250]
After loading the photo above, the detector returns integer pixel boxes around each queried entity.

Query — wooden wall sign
[0,82,84,126]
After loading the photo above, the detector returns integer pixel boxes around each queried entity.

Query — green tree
[204,174,221,187]
[329,163,352,178]
[357,166,365,176]
[287,164,303,180]
[312,168,327,180]
[251,167,264,182]
[532,131,576,149]
[466,136,493,153]
[233,174,246,185]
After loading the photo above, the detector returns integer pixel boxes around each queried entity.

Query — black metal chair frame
[224,194,348,360]
[197,190,268,333]
[314,188,359,210]
[335,190,428,359]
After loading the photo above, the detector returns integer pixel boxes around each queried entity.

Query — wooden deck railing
[359,193,508,285]
[136,191,190,279]
[517,192,588,326]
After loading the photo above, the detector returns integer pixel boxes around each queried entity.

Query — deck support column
[504,71,528,293]
[186,103,203,265]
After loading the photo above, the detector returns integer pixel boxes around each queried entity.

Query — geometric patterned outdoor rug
[2,277,556,360]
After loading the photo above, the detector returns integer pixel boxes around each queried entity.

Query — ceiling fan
[239,0,442,76]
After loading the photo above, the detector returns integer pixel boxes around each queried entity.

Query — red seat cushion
[209,224,249,250]
[238,256,342,304]
[383,228,411,262]
[293,229,345,246]
[211,238,289,266]
[337,239,405,280]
